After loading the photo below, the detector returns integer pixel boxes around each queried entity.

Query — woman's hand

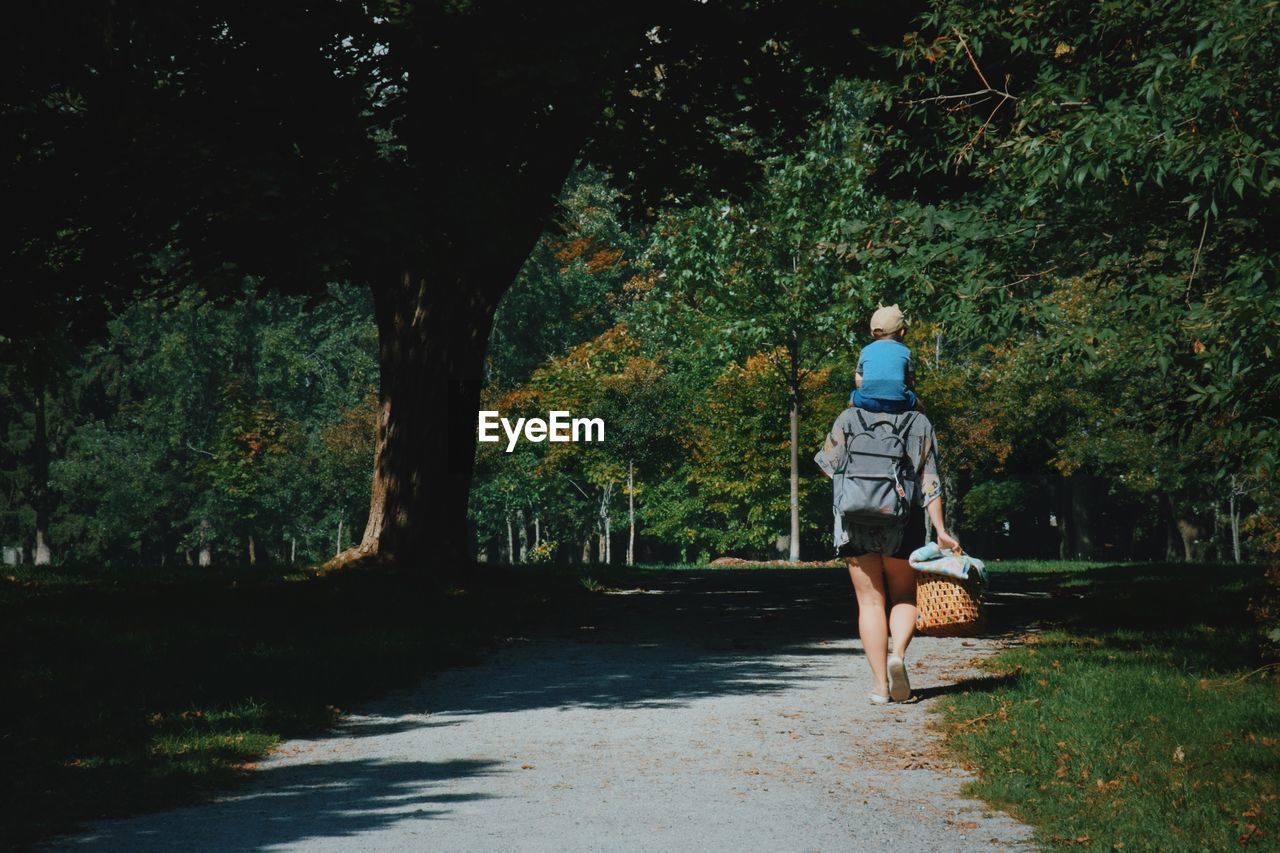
[936,528,960,551]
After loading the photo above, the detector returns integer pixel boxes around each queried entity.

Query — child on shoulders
[850,304,924,414]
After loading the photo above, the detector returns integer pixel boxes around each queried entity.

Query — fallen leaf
[521,764,535,770]
[1173,746,1185,763]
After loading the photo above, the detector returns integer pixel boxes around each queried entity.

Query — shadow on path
[60,758,501,851]
[401,568,867,716]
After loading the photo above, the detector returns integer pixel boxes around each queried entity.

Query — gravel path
[53,569,1034,852]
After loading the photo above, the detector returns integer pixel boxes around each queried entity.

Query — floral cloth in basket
[908,541,988,586]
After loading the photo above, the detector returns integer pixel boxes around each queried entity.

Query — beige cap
[870,304,906,335]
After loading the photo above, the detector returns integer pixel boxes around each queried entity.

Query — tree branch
[1185,215,1210,306]
[186,441,217,459]
[906,30,1019,167]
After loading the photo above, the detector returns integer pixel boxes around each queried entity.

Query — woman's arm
[926,495,960,551]
[916,415,960,550]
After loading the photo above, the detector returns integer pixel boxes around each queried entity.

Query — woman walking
[815,408,958,704]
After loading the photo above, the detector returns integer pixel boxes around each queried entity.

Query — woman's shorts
[838,507,927,561]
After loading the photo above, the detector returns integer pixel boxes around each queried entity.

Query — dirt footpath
[54,569,1034,852]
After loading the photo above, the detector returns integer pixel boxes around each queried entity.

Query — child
[849,304,924,414]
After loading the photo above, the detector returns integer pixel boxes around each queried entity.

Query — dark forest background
[2,0,1277,570]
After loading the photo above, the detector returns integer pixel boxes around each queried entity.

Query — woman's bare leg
[882,555,918,659]
[846,554,889,695]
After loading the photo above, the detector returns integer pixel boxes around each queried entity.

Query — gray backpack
[834,410,918,527]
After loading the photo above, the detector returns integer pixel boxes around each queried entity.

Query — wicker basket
[915,572,985,637]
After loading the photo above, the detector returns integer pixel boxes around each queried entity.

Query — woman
[815,408,959,704]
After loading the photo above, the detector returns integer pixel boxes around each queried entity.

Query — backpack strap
[891,410,918,439]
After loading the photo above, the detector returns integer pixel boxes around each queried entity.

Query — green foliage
[963,479,1031,535]
[473,14,1280,562]
[838,0,1280,558]
[2,282,378,567]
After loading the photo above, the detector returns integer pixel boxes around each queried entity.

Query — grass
[938,560,1279,851]
[0,561,587,850]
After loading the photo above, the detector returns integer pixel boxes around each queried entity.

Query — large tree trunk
[327,261,508,573]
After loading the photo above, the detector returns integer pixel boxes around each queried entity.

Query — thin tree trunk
[788,381,801,563]
[627,460,635,567]
[1177,519,1198,562]
[1230,476,1242,564]
[1162,493,1180,561]
[517,507,528,563]
[291,537,297,564]
[335,515,343,557]
[1069,474,1096,560]
[198,519,212,566]
[534,513,541,549]
[506,513,515,564]
[32,379,51,566]
[598,482,615,565]
[581,537,591,564]
[248,533,257,566]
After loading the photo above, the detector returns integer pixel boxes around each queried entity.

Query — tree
[828,0,1280,559]
[1,2,920,571]
[642,82,881,560]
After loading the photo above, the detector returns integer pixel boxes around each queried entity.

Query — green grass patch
[938,562,1279,851]
[0,562,586,848]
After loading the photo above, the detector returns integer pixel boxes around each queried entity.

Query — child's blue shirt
[852,338,916,410]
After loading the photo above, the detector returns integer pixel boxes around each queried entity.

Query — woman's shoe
[868,692,890,705]
[887,654,912,702]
